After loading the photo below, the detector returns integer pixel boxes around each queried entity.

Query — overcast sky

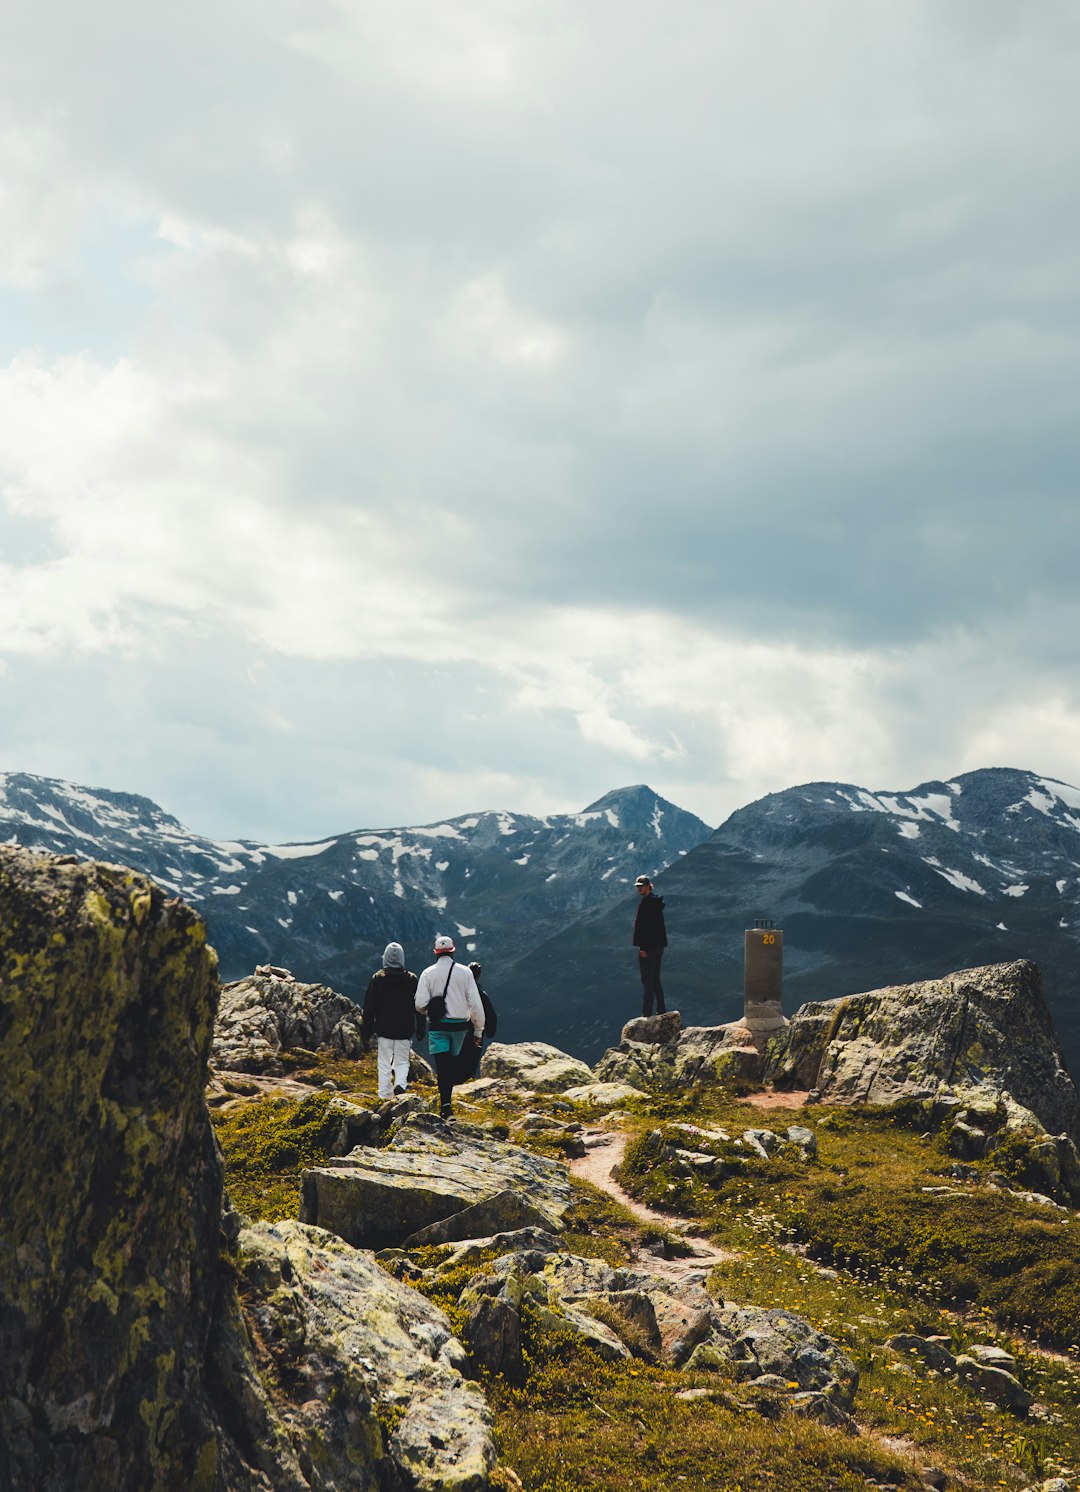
[1,0,1079,841]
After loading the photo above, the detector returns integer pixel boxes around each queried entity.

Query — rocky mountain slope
[508,768,1080,1073]
[5,839,1080,1491]
[0,772,710,996]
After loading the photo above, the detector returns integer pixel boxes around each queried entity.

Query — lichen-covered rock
[0,846,223,1490]
[785,1125,818,1159]
[954,1354,1033,1413]
[561,1081,646,1107]
[594,1022,773,1092]
[705,1306,859,1412]
[478,1040,595,1092]
[887,1334,957,1374]
[219,1220,496,1491]
[593,1040,670,1091]
[301,1113,572,1249]
[594,961,1080,1147]
[619,1011,683,1046]
[456,1247,857,1412]
[765,961,1079,1140]
[213,970,365,1075]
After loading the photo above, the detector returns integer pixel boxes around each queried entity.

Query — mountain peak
[583,785,712,835]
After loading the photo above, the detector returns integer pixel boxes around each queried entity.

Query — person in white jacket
[415,935,485,1118]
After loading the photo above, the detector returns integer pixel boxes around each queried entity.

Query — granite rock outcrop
[212,968,366,1076]
[215,1220,496,1491]
[453,1246,859,1421]
[597,961,1079,1146]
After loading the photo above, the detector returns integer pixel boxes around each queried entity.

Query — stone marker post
[744,920,786,1032]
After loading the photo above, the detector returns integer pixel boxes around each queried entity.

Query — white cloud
[2,0,1080,836]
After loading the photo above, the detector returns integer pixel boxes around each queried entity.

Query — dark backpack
[478,987,497,1039]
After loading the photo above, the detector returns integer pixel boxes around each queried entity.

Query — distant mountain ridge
[4,765,1078,1078]
[0,772,711,996]
[507,766,1080,1076]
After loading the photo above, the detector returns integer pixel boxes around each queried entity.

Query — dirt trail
[740,1090,814,1111]
[570,1129,738,1286]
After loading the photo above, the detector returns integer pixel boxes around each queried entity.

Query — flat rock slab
[404,1189,556,1248]
[301,1113,572,1249]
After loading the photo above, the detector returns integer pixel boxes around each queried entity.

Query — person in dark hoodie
[362,942,419,1098]
[632,874,667,1017]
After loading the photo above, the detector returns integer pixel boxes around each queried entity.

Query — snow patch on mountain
[264,841,336,860]
[932,866,986,895]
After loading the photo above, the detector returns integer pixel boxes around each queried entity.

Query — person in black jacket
[632,875,667,1017]
[458,961,497,1081]
[362,942,419,1098]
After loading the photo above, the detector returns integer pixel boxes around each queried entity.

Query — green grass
[212,1090,359,1221]
[486,1319,921,1492]
[618,1095,1080,1349]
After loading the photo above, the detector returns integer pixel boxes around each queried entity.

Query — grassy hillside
[213,1051,1080,1491]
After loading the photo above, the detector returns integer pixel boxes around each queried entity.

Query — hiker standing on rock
[361,942,419,1099]
[632,874,667,1017]
[415,935,484,1119]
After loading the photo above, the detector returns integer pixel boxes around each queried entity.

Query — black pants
[433,1044,477,1112]
[638,948,666,1016]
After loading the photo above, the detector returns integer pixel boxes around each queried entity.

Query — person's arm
[361,973,379,1044]
[415,969,431,1011]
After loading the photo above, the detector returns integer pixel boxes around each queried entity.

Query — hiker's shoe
[440,1104,452,1120]
[393,1085,406,1095]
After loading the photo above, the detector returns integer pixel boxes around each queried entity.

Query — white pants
[377,1037,411,1098]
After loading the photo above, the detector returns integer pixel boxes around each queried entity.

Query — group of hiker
[361,873,667,1118]
[361,934,497,1117]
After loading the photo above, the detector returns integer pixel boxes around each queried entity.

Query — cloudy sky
[1,0,1078,841]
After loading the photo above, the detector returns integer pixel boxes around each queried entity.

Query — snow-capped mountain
[0,773,711,996]
[507,768,1080,1072]
[6,765,1078,1074]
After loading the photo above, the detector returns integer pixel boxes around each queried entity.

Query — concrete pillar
[743,923,786,1032]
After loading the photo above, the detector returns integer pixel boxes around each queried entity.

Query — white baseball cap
[434,935,455,954]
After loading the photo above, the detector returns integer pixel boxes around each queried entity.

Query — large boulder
[0,846,499,1492]
[478,1040,594,1093]
[595,1021,772,1092]
[301,1113,572,1249]
[0,847,224,1490]
[764,960,1079,1139]
[213,969,365,1075]
[216,1220,495,1490]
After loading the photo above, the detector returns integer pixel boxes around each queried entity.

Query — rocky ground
[4,842,1080,1492]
